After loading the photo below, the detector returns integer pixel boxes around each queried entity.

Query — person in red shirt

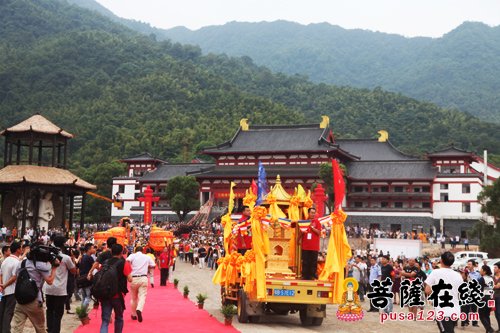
[301,208,321,280]
[232,206,252,255]
[159,246,172,286]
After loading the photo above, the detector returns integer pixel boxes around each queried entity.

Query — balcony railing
[345,207,432,213]
[348,192,431,198]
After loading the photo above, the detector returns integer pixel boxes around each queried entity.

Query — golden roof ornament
[378,130,389,142]
[240,118,249,131]
[320,115,330,129]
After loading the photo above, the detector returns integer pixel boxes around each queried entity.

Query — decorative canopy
[265,175,291,204]
[0,165,96,190]
[0,114,73,138]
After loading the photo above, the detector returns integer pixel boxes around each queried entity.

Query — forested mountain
[1,0,499,219]
[162,21,500,123]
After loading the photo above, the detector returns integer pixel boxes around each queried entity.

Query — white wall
[432,176,483,219]
[374,238,422,258]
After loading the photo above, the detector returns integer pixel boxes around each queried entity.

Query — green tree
[165,176,199,222]
[470,179,500,256]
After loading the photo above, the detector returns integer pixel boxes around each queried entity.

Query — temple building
[0,115,96,235]
[111,117,498,237]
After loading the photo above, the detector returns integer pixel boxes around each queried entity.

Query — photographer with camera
[42,235,76,333]
[11,244,58,333]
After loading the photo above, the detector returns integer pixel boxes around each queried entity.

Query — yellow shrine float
[148,226,174,252]
[213,162,352,327]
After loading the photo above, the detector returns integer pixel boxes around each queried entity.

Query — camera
[27,244,63,267]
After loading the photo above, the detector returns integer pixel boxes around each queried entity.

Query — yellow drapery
[222,182,236,254]
[250,206,269,301]
[318,209,351,304]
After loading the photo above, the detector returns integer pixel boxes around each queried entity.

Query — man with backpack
[42,235,77,333]
[93,244,132,333]
[10,247,58,333]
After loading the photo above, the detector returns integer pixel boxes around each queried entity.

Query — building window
[440,184,449,190]
[462,203,471,213]
[353,186,364,192]
[462,184,471,194]
[394,202,403,208]
[394,186,404,193]
[118,185,125,193]
[422,202,431,209]
[441,166,459,174]
[440,194,449,202]
[381,202,389,208]
[422,186,430,192]
[413,187,421,193]
[381,186,389,193]
[354,202,363,208]
[372,187,379,193]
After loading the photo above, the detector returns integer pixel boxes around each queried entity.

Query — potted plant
[196,293,208,309]
[173,278,179,289]
[221,304,237,326]
[183,285,190,299]
[75,305,90,325]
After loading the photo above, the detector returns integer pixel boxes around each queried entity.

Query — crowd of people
[0,223,179,333]
[344,225,472,249]
[0,214,498,333]
[347,250,500,333]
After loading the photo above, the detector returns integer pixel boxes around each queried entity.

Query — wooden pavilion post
[8,141,13,165]
[80,193,86,231]
[28,130,33,164]
[3,137,8,167]
[32,190,40,234]
[52,136,56,167]
[21,187,28,237]
[16,140,21,165]
[38,140,43,166]
[63,139,67,169]
[61,191,67,230]
[69,194,74,231]
[57,144,61,168]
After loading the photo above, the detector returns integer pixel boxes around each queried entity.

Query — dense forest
[1,0,499,220]
[160,21,500,123]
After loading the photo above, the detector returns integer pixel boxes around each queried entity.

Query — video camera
[27,244,63,267]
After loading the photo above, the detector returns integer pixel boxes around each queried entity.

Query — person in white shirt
[0,242,22,333]
[126,246,155,323]
[351,255,367,301]
[425,251,464,333]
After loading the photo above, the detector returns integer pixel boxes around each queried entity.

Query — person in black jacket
[99,244,132,333]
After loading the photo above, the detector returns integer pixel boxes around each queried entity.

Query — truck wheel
[312,317,323,326]
[237,290,249,323]
[249,315,261,323]
[299,309,313,326]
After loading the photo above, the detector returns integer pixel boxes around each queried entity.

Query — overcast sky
[95,0,500,37]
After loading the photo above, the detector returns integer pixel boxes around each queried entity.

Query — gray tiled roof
[336,139,417,161]
[193,164,321,179]
[347,160,437,180]
[427,146,474,157]
[203,124,337,153]
[121,152,164,162]
[140,163,214,181]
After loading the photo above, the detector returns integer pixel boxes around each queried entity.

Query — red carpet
[74,272,239,333]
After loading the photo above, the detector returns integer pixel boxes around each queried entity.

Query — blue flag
[256,161,268,206]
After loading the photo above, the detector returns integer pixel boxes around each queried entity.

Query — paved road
[173,260,485,333]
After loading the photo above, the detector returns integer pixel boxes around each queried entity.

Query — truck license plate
[273,289,295,297]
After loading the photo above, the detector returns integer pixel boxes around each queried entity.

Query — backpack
[14,260,39,305]
[91,259,121,300]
